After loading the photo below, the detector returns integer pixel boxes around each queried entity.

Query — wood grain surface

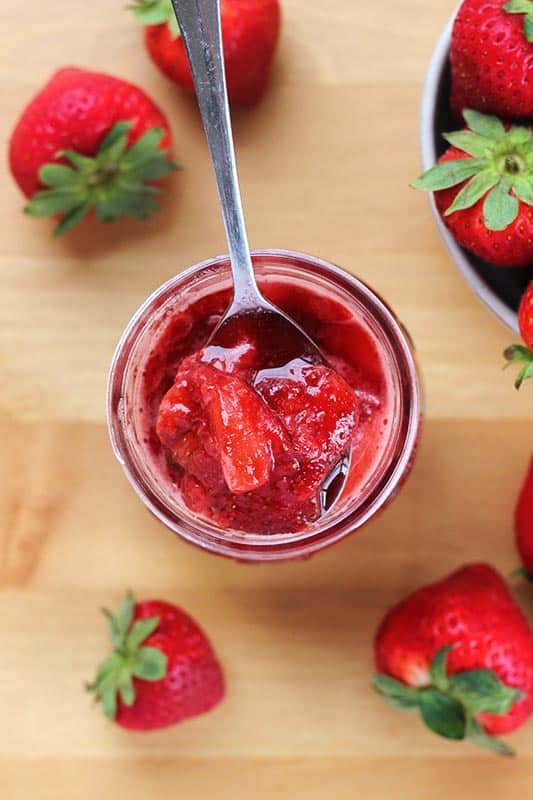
[1,1,532,797]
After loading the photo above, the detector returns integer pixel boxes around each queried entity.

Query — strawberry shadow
[51,172,183,261]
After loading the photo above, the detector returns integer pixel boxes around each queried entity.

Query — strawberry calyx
[503,344,533,389]
[129,0,180,38]
[86,592,167,721]
[511,566,533,582]
[503,0,533,43]
[25,121,178,236]
[411,109,533,231]
[373,646,522,756]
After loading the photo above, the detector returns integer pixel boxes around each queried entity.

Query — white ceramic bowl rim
[420,14,520,334]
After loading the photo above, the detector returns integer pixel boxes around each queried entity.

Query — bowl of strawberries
[417,0,533,333]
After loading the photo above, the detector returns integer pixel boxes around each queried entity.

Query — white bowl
[419,16,532,334]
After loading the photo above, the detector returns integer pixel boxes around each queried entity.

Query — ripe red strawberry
[373,563,533,756]
[9,68,177,236]
[87,592,224,730]
[130,0,280,106]
[503,282,533,388]
[412,109,533,267]
[515,455,533,578]
[450,0,533,122]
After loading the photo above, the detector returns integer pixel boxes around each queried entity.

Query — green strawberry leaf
[507,125,531,147]
[429,646,453,692]
[449,670,523,715]
[99,121,132,153]
[117,591,136,638]
[98,122,132,167]
[53,202,91,237]
[121,128,179,182]
[129,0,172,25]
[26,187,88,217]
[167,9,180,38]
[504,0,533,10]
[503,0,533,42]
[372,674,420,710]
[100,682,118,721]
[58,150,95,173]
[101,609,123,649]
[444,170,500,216]
[122,127,165,162]
[132,647,168,680]
[514,176,533,204]
[510,566,533,580]
[94,181,159,222]
[442,131,493,158]
[465,717,515,757]
[515,360,533,389]
[118,672,136,707]
[504,344,533,363]
[129,0,180,36]
[90,653,122,687]
[483,179,519,230]
[39,163,80,187]
[503,344,533,388]
[419,689,466,740]
[463,109,506,140]
[411,159,484,191]
[126,616,160,650]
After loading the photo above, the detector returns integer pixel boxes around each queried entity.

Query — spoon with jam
[168,0,353,516]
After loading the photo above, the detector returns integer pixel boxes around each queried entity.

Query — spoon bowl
[209,303,325,367]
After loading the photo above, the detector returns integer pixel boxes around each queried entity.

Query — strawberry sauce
[140,281,392,534]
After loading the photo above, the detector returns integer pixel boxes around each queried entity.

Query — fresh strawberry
[9,68,177,236]
[373,563,533,756]
[129,0,280,106]
[504,282,533,388]
[450,0,533,122]
[412,109,533,267]
[87,592,224,730]
[515,455,533,578]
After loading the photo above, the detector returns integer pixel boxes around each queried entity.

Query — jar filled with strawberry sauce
[108,250,422,562]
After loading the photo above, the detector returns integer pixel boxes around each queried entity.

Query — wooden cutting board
[1,1,532,797]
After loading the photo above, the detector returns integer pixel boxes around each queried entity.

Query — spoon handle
[170,0,261,306]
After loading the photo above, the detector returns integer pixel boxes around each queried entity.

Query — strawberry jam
[140,280,393,534]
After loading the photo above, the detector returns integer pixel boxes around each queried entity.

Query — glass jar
[107,249,421,562]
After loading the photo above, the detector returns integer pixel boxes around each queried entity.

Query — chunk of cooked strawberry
[155,369,196,449]
[255,361,358,475]
[156,352,289,495]
[195,363,287,494]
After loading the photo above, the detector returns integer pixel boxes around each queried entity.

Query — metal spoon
[170,0,350,512]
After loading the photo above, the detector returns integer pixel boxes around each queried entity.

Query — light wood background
[1,1,533,797]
